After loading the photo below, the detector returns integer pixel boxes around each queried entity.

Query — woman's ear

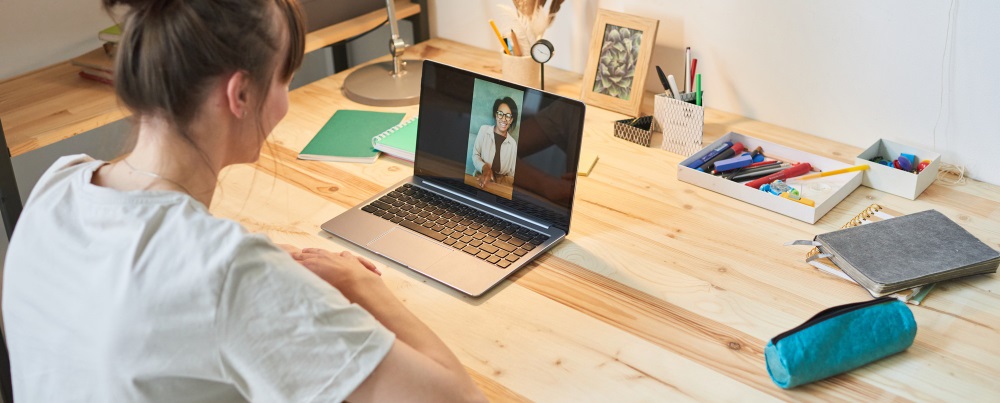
[225,70,250,119]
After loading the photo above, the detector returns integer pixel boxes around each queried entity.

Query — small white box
[677,132,862,224]
[856,139,940,200]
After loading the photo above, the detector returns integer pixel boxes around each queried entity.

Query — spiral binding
[371,116,418,148]
[842,204,884,229]
[807,204,884,258]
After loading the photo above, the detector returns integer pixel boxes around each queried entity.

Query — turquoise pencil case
[765,297,916,389]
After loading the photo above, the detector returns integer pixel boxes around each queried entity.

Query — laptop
[321,60,586,297]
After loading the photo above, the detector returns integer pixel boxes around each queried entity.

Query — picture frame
[581,9,660,117]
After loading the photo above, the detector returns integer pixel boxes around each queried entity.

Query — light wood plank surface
[0,0,420,158]
[211,39,1000,401]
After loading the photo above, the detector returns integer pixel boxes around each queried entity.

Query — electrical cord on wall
[933,0,967,185]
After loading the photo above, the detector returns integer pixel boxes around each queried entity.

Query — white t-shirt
[2,155,394,402]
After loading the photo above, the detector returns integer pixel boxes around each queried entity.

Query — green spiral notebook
[298,110,404,163]
[371,116,418,162]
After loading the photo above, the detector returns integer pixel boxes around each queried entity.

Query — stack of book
[71,25,120,85]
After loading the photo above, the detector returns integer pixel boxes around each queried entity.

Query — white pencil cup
[501,54,541,89]
[654,93,704,156]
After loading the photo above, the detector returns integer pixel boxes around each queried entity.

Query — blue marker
[686,141,733,169]
[713,154,753,172]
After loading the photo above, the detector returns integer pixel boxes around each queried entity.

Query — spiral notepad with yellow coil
[804,204,936,304]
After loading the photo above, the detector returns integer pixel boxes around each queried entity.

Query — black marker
[655,66,673,97]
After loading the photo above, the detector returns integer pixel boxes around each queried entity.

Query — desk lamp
[342,0,422,106]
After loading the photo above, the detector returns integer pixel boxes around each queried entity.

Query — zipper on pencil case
[770,296,896,344]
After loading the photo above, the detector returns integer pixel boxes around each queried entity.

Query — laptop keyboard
[360,184,550,269]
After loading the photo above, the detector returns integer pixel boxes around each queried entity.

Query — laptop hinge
[420,180,552,230]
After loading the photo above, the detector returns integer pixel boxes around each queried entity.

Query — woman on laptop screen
[466,80,525,199]
[1,0,483,401]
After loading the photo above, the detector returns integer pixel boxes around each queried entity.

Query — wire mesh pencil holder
[653,93,704,156]
[613,115,654,147]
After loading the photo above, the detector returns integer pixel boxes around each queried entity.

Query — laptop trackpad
[368,228,451,269]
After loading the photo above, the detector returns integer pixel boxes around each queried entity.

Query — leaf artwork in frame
[580,9,659,116]
[592,24,643,101]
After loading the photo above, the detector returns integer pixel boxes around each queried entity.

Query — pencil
[489,20,511,55]
[796,164,869,180]
[510,29,523,56]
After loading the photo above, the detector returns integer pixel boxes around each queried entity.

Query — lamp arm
[385,0,407,75]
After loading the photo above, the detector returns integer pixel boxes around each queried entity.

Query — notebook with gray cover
[321,60,586,297]
[814,209,1000,297]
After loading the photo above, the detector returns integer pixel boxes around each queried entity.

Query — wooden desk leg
[0,116,16,403]
[406,0,430,43]
[0,118,22,240]
[331,42,350,73]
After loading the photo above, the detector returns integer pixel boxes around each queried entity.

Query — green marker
[695,73,702,106]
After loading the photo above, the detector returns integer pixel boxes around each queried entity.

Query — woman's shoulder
[39,154,101,182]
[28,154,102,198]
[476,124,494,136]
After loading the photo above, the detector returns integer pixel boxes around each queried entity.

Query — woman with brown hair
[1,1,484,401]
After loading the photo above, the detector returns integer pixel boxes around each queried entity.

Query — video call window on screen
[464,79,525,200]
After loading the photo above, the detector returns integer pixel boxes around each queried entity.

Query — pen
[684,47,691,92]
[714,159,779,176]
[695,73,702,106]
[796,164,869,180]
[729,163,790,181]
[722,159,783,178]
[655,66,671,96]
[720,161,785,178]
[686,141,732,169]
[666,75,680,100]
[745,159,779,169]
[745,163,813,189]
[690,58,698,92]
[490,20,511,55]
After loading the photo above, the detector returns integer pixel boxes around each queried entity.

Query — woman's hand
[275,243,301,259]
[295,248,383,299]
[478,164,494,188]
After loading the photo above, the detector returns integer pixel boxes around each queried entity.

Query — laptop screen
[414,61,586,234]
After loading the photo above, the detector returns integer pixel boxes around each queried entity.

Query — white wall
[0,0,115,79]
[4,0,997,185]
[430,0,1000,186]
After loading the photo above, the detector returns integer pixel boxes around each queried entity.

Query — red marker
[745,163,813,189]
[690,58,698,90]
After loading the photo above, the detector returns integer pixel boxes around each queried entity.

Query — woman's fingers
[298,248,381,276]
[357,256,381,275]
[276,243,302,260]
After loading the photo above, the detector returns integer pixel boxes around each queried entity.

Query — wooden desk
[0,0,422,159]
[210,39,1000,401]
